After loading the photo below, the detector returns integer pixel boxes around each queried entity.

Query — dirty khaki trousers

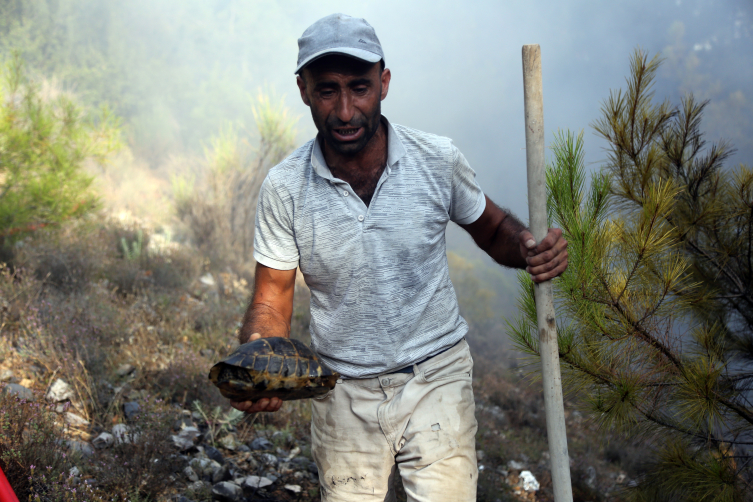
[311,339,478,502]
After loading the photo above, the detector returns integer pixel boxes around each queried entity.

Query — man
[230,13,568,502]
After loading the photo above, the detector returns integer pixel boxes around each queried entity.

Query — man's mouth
[332,126,363,142]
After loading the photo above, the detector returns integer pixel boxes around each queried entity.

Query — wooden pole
[522,44,573,502]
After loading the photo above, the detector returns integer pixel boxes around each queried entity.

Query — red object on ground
[0,465,19,502]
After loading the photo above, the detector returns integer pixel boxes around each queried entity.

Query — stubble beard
[316,101,382,157]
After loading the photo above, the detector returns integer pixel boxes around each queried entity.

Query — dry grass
[0,216,654,501]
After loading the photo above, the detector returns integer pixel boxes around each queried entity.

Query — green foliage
[191,400,246,447]
[0,53,120,244]
[120,229,144,261]
[506,49,752,501]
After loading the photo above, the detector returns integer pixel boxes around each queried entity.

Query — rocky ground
[0,220,644,501]
[1,357,640,502]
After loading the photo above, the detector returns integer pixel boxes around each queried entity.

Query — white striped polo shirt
[253,117,486,378]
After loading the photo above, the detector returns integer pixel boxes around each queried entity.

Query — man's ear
[380,68,391,101]
[296,75,311,107]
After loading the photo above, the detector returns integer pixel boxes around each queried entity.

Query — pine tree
[0,53,120,246]
[507,49,752,501]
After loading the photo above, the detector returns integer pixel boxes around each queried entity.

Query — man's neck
[321,118,388,206]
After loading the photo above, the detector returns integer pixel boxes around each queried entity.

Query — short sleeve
[253,175,300,270]
[449,144,486,224]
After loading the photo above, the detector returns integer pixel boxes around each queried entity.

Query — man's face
[297,55,391,156]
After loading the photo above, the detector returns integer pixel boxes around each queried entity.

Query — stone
[219,434,238,451]
[476,450,485,461]
[204,445,225,465]
[64,412,90,427]
[200,349,215,359]
[187,480,206,492]
[585,465,597,487]
[265,474,279,483]
[112,423,139,444]
[616,472,627,484]
[123,401,140,420]
[212,464,232,484]
[199,273,215,286]
[28,364,45,376]
[4,383,34,401]
[284,484,302,494]
[92,432,114,449]
[287,446,301,459]
[307,462,319,475]
[241,475,273,492]
[183,466,199,482]
[507,459,525,471]
[211,481,242,502]
[259,453,278,467]
[236,444,250,453]
[249,437,273,451]
[116,364,135,377]
[70,466,81,477]
[0,369,14,382]
[173,416,194,431]
[172,435,194,451]
[46,378,75,402]
[271,430,292,443]
[291,457,310,467]
[519,470,540,492]
[176,428,202,451]
[190,458,221,478]
[68,440,94,457]
[176,497,195,502]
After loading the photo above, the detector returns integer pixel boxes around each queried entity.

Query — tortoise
[208,337,339,402]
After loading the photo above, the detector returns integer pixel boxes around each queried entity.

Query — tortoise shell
[208,337,339,402]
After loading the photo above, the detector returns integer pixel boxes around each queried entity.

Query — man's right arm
[231,262,297,414]
[238,262,297,344]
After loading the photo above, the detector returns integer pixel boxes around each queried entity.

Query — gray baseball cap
[295,14,384,74]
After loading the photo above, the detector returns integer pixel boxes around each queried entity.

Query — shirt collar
[310,116,407,181]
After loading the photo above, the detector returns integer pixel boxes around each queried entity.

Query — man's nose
[335,93,355,124]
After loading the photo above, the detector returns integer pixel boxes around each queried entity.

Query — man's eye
[354,87,368,94]
[320,90,335,97]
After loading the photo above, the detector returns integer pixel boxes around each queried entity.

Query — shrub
[0,387,100,502]
[84,398,181,501]
[0,53,120,247]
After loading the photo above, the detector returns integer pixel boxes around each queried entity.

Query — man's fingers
[527,251,568,275]
[530,256,569,283]
[249,333,262,341]
[519,230,537,250]
[527,228,563,255]
[230,400,254,412]
[269,397,283,411]
[527,236,568,266]
[230,397,283,414]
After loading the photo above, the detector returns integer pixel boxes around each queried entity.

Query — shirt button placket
[358,215,365,222]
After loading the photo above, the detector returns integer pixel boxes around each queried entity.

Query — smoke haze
[2,0,751,254]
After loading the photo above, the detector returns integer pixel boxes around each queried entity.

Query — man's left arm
[459,195,568,282]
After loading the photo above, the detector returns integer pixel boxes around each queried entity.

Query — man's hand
[518,228,568,283]
[461,195,568,281]
[230,397,283,414]
[229,333,284,414]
